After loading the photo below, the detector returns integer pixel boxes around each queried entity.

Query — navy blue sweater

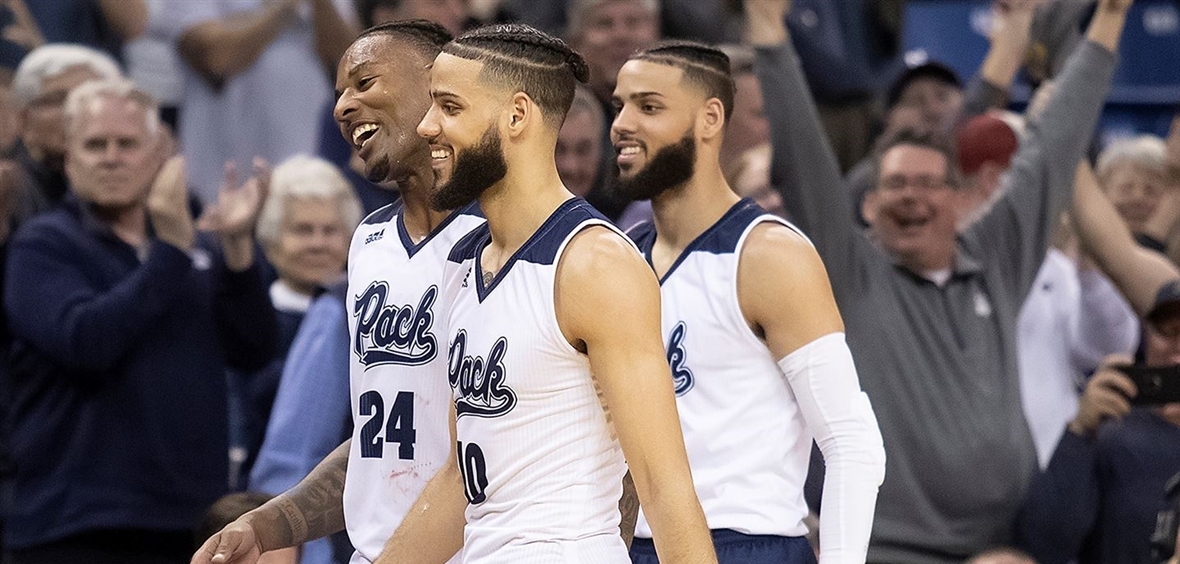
[2,199,276,547]
[1015,409,1180,564]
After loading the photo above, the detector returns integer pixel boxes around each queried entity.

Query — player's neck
[650,166,738,251]
[479,164,569,269]
[399,170,454,241]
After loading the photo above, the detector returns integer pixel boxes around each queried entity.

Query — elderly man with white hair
[230,154,361,487]
[11,43,121,215]
[2,78,276,564]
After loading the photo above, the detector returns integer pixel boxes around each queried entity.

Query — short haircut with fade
[355,18,453,60]
[629,40,736,122]
[442,23,589,129]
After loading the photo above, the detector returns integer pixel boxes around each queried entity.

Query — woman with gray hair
[230,153,362,487]
[1096,134,1179,252]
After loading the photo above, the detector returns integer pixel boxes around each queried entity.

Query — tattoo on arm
[251,440,351,551]
[618,470,640,549]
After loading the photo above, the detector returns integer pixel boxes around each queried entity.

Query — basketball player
[611,41,886,563]
[373,24,717,564]
[192,20,486,564]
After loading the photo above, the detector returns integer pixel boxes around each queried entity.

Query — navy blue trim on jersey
[395,201,482,258]
[634,198,765,285]
[361,201,400,226]
[447,198,607,303]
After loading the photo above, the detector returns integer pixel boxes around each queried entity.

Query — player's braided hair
[630,40,736,121]
[356,19,453,59]
[443,23,589,128]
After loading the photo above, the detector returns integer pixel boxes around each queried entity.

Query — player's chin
[364,159,393,183]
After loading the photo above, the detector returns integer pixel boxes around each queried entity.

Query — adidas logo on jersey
[448,330,517,418]
[365,229,384,244]
[353,282,438,367]
[667,321,695,396]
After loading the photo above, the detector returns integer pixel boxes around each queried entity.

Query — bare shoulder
[557,225,652,287]
[740,221,827,280]
[739,221,843,356]
[555,225,661,347]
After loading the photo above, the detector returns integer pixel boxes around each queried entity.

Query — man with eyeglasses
[10,44,122,217]
[747,0,1135,560]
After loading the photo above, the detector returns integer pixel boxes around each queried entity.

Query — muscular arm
[176,1,298,88]
[738,224,885,564]
[1071,160,1179,317]
[557,227,716,564]
[192,440,350,563]
[372,403,466,564]
[252,439,350,548]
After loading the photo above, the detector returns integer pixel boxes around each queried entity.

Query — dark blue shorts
[629,529,817,564]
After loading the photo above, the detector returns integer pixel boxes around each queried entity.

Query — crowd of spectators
[0,0,1178,563]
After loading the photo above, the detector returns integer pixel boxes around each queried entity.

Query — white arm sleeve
[778,332,885,564]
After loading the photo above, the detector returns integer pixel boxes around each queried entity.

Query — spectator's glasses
[878,174,952,192]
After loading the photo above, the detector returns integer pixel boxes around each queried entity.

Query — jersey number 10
[358,390,416,459]
[458,441,488,504]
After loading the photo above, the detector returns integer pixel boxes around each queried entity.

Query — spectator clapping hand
[147,155,195,251]
[200,158,270,270]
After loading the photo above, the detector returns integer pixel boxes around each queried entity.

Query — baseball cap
[887,60,962,108]
[957,114,1018,176]
[1148,279,1180,327]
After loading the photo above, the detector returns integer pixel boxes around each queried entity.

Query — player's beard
[611,130,695,202]
[431,125,507,211]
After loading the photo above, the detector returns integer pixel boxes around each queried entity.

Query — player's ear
[698,97,724,140]
[507,92,532,138]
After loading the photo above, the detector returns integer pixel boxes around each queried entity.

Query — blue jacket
[2,198,276,547]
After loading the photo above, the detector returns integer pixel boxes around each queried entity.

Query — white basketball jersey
[629,199,812,538]
[343,202,485,564]
[442,198,630,564]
